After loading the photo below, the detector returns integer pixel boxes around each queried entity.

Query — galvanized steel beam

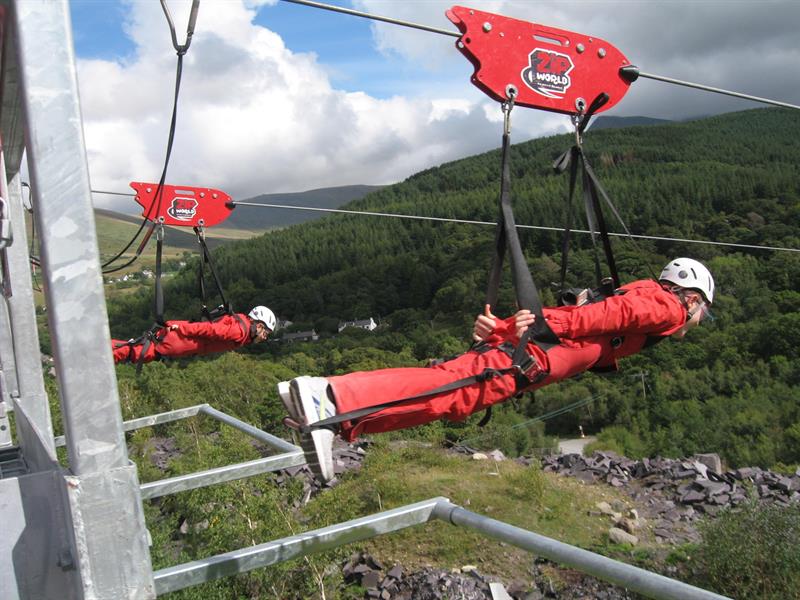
[153,497,446,594]
[54,404,206,447]
[433,501,731,600]
[14,0,126,476]
[10,1,155,597]
[3,170,56,469]
[140,450,305,500]
[199,404,299,453]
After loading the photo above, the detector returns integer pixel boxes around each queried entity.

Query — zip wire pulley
[283,0,800,112]
[447,5,632,116]
[130,182,234,228]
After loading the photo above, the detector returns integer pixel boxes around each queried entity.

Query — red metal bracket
[447,6,632,115]
[129,182,234,228]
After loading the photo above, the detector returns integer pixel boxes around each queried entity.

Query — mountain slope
[106,107,800,469]
[110,107,799,328]
[226,184,384,230]
[589,115,673,130]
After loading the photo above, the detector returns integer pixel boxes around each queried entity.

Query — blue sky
[70,1,133,59]
[70,0,436,99]
[67,1,800,211]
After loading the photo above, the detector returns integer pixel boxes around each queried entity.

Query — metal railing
[154,497,730,600]
[54,403,305,499]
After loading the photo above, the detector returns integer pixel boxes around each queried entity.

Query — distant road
[558,436,597,455]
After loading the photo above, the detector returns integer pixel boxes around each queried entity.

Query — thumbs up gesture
[473,304,497,342]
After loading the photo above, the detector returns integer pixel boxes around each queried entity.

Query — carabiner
[502,86,517,136]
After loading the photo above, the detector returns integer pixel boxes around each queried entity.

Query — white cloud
[357,0,800,119]
[80,0,564,212]
[78,0,798,214]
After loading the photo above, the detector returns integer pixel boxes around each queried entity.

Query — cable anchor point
[502,85,517,135]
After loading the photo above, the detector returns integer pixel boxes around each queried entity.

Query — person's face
[671,291,709,339]
[254,322,271,342]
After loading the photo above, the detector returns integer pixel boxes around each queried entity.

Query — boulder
[608,527,638,546]
[693,453,722,474]
[595,501,615,516]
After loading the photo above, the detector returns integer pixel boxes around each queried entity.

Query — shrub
[583,425,647,458]
[693,500,800,599]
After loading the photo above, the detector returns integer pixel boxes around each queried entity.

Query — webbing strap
[555,146,580,292]
[581,161,605,287]
[153,225,166,326]
[584,154,620,288]
[488,105,560,349]
[135,326,165,375]
[301,365,513,433]
[195,227,232,317]
[553,92,623,292]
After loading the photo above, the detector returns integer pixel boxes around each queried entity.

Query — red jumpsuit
[329,280,687,442]
[112,313,255,364]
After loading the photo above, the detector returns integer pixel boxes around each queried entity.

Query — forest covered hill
[106,107,800,469]
[227,184,384,230]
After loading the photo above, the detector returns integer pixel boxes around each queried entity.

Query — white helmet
[248,306,276,331]
[659,258,715,304]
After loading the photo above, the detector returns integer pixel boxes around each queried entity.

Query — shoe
[288,376,337,483]
[277,380,295,416]
[278,381,303,432]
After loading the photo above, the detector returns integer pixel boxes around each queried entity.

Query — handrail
[153,497,731,599]
[433,501,730,600]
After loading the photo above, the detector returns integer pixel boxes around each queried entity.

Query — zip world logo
[167,197,198,221]
[521,48,574,99]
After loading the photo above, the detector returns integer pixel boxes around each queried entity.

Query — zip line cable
[456,393,603,449]
[101,0,199,274]
[230,200,800,254]
[281,0,459,37]
[85,190,800,254]
[280,0,800,112]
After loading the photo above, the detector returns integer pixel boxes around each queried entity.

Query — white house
[337,317,377,333]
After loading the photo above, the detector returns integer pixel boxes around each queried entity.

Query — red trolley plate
[129,182,234,228]
[447,5,632,115]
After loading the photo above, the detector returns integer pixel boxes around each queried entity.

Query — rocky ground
[274,441,799,599]
[536,449,800,546]
[146,434,797,599]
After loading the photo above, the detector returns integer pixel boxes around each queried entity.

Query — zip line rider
[112,306,277,365]
[280,258,715,482]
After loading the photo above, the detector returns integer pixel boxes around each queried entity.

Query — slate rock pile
[273,439,369,499]
[342,552,492,600]
[538,451,800,515]
[141,436,182,470]
[341,552,636,600]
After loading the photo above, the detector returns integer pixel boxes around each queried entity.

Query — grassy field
[302,443,639,583]
[24,211,265,308]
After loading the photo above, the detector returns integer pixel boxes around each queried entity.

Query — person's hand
[169,323,179,332]
[473,304,497,342]
[514,309,535,339]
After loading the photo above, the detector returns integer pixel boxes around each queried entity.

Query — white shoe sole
[277,381,297,417]
[290,377,335,483]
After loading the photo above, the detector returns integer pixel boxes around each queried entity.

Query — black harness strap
[553,93,623,293]
[300,343,546,434]
[153,223,166,326]
[302,98,558,433]
[195,226,233,319]
[554,146,580,293]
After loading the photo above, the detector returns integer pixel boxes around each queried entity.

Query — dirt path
[558,436,596,455]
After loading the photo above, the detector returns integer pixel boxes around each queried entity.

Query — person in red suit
[112,306,276,364]
[280,258,715,482]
